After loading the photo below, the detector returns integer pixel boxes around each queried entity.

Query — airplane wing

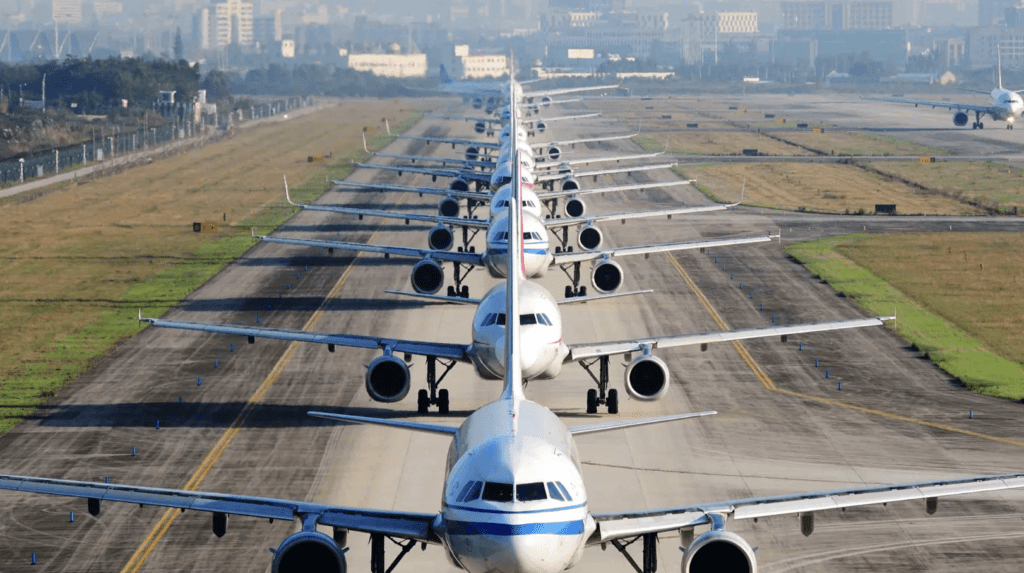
[861,95,993,114]
[539,151,664,168]
[459,112,602,125]
[536,180,693,200]
[567,315,892,362]
[535,163,676,184]
[356,163,491,183]
[552,233,774,266]
[383,289,653,306]
[589,471,1024,544]
[396,134,501,150]
[0,474,441,544]
[284,203,491,229]
[139,315,472,363]
[543,204,732,229]
[534,132,639,148]
[524,84,619,98]
[330,180,492,202]
[257,235,486,265]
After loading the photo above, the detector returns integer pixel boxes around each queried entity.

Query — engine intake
[590,260,623,294]
[624,355,670,401]
[536,120,547,133]
[428,224,454,251]
[450,179,470,192]
[577,225,602,250]
[474,121,486,134]
[411,259,445,294]
[366,355,411,403]
[561,178,580,193]
[682,530,756,573]
[272,531,346,573]
[438,196,460,218]
[547,145,562,160]
[564,196,585,217]
[464,146,481,162]
[953,111,968,127]
[471,97,483,109]
[541,96,553,108]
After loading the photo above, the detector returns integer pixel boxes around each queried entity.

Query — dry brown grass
[638,131,808,156]
[680,162,982,215]
[868,161,1024,213]
[778,131,949,157]
[0,98,434,427]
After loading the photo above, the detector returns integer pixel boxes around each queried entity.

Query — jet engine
[577,225,602,251]
[564,195,585,217]
[472,97,483,109]
[547,145,563,160]
[590,260,623,293]
[465,146,480,162]
[449,178,470,192]
[474,121,486,134]
[682,530,757,573]
[624,354,669,401]
[541,96,553,108]
[536,120,547,133]
[428,224,454,251]
[411,259,445,294]
[438,196,461,217]
[366,355,411,403]
[272,531,346,573]
[953,111,969,127]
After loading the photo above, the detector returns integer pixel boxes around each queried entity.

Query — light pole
[18,158,24,182]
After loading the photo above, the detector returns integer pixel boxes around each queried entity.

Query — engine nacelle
[411,259,445,294]
[428,224,454,251]
[541,96,553,108]
[577,225,602,251]
[366,355,411,403]
[438,196,461,218]
[624,354,670,401]
[953,111,969,127]
[450,178,470,192]
[536,120,547,133]
[564,196,585,218]
[465,146,480,162]
[561,177,580,193]
[590,260,623,294]
[474,121,486,134]
[547,145,562,160]
[272,531,346,573]
[471,97,483,109]
[682,530,757,573]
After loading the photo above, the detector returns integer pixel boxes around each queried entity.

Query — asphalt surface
[1,95,1024,573]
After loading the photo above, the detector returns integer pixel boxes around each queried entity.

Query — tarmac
[1,95,1024,573]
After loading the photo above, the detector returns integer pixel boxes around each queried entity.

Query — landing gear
[607,532,658,573]
[973,112,985,130]
[579,356,617,414]
[1008,123,1015,130]
[370,532,419,573]
[446,257,475,298]
[418,356,456,414]
[556,250,588,298]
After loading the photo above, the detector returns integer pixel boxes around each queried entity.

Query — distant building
[253,10,282,47]
[347,53,428,77]
[682,12,761,65]
[968,27,1024,68]
[52,0,82,25]
[978,0,1019,26]
[455,54,508,78]
[212,0,254,47]
[543,10,679,61]
[92,1,122,19]
[780,1,893,30]
[281,39,295,58]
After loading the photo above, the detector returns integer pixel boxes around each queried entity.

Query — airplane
[863,50,1024,130]
[2,121,1023,573]
[277,180,748,298]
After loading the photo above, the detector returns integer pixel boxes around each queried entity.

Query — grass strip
[785,234,1024,401]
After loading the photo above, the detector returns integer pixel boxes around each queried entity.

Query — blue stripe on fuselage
[446,519,585,536]
[445,502,587,515]
[491,248,547,255]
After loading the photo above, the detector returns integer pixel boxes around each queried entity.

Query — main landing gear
[972,111,985,130]
[604,532,658,573]
[579,356,618,414]
[555,246,587,298]
[370,532,422,573]
[445,256,475,299]
[417,356,456,414]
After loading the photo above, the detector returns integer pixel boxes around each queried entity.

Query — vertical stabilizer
[440,64,453,84]
[500,61,525,421]
[998,45,1005,90]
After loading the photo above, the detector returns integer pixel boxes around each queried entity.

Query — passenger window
[482,482,514,502]
[547,482,565,501]
[556,482,572,501]
[516,482,548,502]
[462,481,483,502]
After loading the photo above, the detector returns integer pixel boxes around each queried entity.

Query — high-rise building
[978,0,1019,26]
[52,0,82,25]
[780,1,892,30]
[212,0,253,47]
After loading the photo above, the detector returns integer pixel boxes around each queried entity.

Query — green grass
[0,108,425,434]
[786,234,1024,400]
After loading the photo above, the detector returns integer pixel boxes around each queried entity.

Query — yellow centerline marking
[121,193,409,573]
[666,253,1024,449]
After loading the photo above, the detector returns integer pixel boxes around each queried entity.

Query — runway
[1,95,1024,573]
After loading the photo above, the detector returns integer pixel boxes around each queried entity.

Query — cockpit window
[520,314,538,325]
[555,482,573,501]
[492,231,508,242]
[456,481,475,502]
[482,313,497,327]
[516,482,548,502]
[547,482,565,501]
[460,481,483,502]
[538,313,553,326]
[496,313,506,326]
[482,482,514,502]
[524,200,536,207]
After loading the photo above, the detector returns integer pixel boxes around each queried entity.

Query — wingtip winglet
[283,175,296,206]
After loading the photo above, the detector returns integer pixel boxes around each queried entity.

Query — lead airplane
[1,122,1022,573]
[863,51,1024,130]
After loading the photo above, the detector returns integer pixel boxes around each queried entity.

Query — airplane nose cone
[454,534,577,573]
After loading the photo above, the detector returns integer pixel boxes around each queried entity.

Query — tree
[174,28,184,61]
[201,70,232,103]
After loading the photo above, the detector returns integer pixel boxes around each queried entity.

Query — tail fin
[500,77,525,415]
[999,46,1005,90]
[440,64,453,84]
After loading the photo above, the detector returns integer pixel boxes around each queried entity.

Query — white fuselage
[440,399,595,573]
[481,212,554,280]
[469,281,568,380]
[990,88,1024,121]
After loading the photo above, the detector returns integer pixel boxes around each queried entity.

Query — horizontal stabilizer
[309,411,459,436]
[569,410,716,435]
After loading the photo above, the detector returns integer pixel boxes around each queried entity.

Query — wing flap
[596,511,709,542]
[553,234,773,265]
[259,235,484,265]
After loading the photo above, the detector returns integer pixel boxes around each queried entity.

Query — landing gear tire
[586,389,598,414]
[438,389,450,414]
[460,285,469,298]
[565,285,573,299]
[417,389,429,414]
[607,389,619,414]
[980,122,985,129]
[447,286,456,297]
[579,286,587,297]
